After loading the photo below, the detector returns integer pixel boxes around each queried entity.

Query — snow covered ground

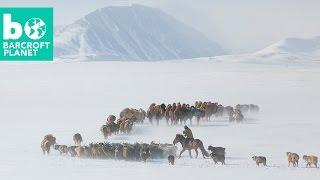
[0,60,319,179]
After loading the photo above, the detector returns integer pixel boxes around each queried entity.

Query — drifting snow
[0,61,319,180]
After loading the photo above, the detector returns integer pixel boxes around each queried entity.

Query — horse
[41,134,56,155]
[173,134,209,159]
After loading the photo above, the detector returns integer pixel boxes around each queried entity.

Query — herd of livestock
[41,133,177,162]
[146,102,259,125]
[41,132,318,168]
[100,101,260,139]
[40,101,319,168]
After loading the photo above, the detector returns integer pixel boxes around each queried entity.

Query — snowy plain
[0,60,319,180]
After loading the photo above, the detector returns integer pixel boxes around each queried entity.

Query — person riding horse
[183,125,194,145]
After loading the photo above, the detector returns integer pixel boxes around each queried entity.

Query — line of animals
[99,102,260,139]
[41,126,318,168]
[146,102,259,125]
[251,153,318,168]
[41,133,177,162]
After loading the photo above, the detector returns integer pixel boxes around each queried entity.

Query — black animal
[149,144,165,159]
[140,144,151,162]
[208,146,226,165]
[211,153,225,165]
[208,146,225,155]
[168,155,175,165]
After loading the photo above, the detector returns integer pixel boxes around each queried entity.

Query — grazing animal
[155,104,165,125]
[202,102,218,121]
[252,156,267,166]
[173,105,182,125]
[249,104,260,112]
[223,106,233,116]
[192,107,205,125]
[54,144,68,155]
[208,146,225,156]
[73,133,83,146]
[303,155,318,168]
[229,109,244,122]
[215,104,224,117]
[83,146,92,158]
[169,103,177,125]
[123,144,136,160]
[236,104,250,113]
[89,143,102,158]
[41,140,53,155]
[140,145,151,162]
[120,108,145,123]
[211,153,225,165]
[98,143,116,159]
[173,134,209,159]
[147,103,161,124]
[75,146,86,157]
[101,120,120,139]
[208,146,226,165]
[164,105,172,124]
[124,120,134,133]
[41,134,56,155]
[147,103,164,125]
[120,120,134,134]
[68,146,78,157]
[287,152,299,167]
[115,144,124,159]
[148,142,177,159]
[168,155,175,165]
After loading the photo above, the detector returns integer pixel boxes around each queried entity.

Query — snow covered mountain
[255,36,320,58]
[209,36,320,65]
[54,4,225,61]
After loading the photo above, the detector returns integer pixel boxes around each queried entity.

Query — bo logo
[3,14,46,40]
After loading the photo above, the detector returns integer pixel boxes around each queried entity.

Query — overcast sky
[2,0,320,53]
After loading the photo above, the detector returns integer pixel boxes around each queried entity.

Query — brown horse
[41,134,56,155]
[173,134,209,159]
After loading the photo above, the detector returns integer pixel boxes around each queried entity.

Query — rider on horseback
[173,126,209,158]
[183,125,194,145]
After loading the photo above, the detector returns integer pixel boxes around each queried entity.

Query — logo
[0,8,53,61]
[24,18,47,40]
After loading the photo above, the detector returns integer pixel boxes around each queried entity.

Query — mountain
[209,36,320,65]
[54,4,225,61]
[255,36,320,58]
